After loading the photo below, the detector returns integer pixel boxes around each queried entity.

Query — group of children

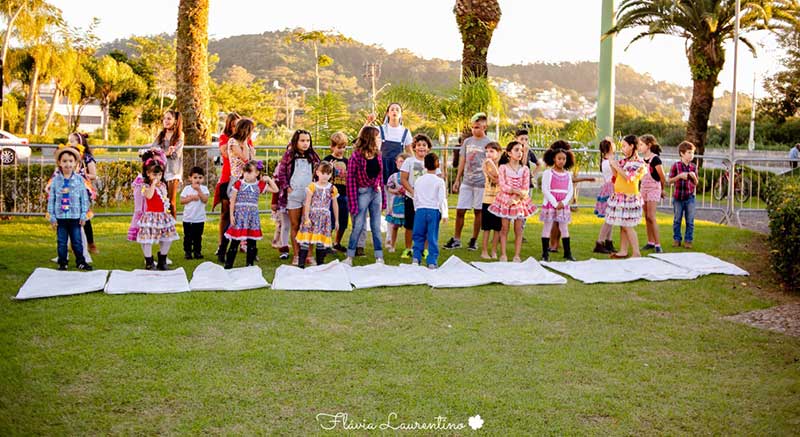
[47,106,699,273]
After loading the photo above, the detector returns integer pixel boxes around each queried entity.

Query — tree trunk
[176,0,210,178]
[1,4,25,131]
[40,87,60,136]
[685,76,718,159]
[32,84,39,134]
[454,0,501,79]
[102,100,109,141]
[459,28,492,79]
[23,62,39,135]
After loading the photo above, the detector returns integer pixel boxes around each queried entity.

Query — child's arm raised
[144,182,157,199]
[261,175,279,193]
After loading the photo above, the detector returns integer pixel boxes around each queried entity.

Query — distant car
[0,130,30,165]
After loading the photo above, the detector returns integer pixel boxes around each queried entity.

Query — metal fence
[1,142,797,227]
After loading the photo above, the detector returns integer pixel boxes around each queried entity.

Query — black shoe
[315,247,327,266]
[58,264,67,271]
[279,252,290,260]
[193,253,204,259]
[333,243,347,253]
[217,239,229,263]
[541,238,550,262]
[355,247,366,257]
[444,237,461,249]
[76,263,93,271]
[184,252,193,260]
[157,253,169,271]
[593,241,610,254]
[246,244,257,267]
[562,237,576,261]
[298,248,309,269]
[225,243,238,269]
[144,257,155,270]
[467,238,478,251]
[641,243,656,251]
[605,240,617,254]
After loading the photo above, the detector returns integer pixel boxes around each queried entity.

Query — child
[344,126,386,266]
[668,141,698,249]
[151,110,184,219]
[296,161,339,268]
[489,141,537,262]
[400,134,440,259]
[225,161,279,268]
[213,112,240,261]
[385,153,409,252]
[324,132,349,253]
[365,103,413,182]
[546,140,597,253]
[47,146,92,271]
[180,166,210,259]
[480,142,502,259]
[540,147,576,261]
[276,129,320,266]
[136,154,180,270]
[446,112,490,251]
[412,153,448,268]
[605,135,647,258]
[593,137,618,254]
[638,134,667,253]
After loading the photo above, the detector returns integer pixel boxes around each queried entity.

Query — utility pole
[597,0,616,142]
[724,0,741,226]
[363,62,381,115]
[748,71,756,151]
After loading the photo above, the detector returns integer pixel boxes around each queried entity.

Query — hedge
[764,174,800,290]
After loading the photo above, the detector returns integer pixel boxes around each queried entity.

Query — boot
[217,238,229,263]
[593,241,609,254]
[224,242,239,269]
[562,237,576,261]
[246,243,257,267]
[315,247,327,266]
[144,256,155,270]
[541,238,550,262]
[605,240,617,253]
[156,253,169,271]
[298,247,309,269]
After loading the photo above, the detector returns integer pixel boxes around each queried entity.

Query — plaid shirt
[346,149,385,215]
[669,161,697,201]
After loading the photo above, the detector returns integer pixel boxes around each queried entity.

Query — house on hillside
[2,82,104,134]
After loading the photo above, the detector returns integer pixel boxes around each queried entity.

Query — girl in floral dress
[489,141,537,262]
[296,161,339,268]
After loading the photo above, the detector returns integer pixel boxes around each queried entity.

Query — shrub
[764,175,800,290]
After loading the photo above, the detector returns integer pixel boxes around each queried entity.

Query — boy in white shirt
[180,166,210,259]
[412,153,449,269]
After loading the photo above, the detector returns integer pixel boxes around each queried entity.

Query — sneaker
[342,257,353,266]
[672,240,681,248]
[401,249,412,259]
[58,264,67,271]
[411,260,420,266]
[641,243,655,251]
[76,263,93,271]
[427,264,437,269]
[654,246,664,253]
[443,237,461,249]
[375,258,384,264]
[355,247,366,257]
[683,241,693,249]
[333,243,347,253]
[467,238,478,251]
[279,252,290,260]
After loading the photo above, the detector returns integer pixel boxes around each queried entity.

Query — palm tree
[176,0,210,149]
[454,0,502,79]
[606,0,798,157]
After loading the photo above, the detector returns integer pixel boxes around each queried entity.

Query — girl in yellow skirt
[296,161,339,268]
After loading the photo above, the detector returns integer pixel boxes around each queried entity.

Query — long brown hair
[355,126,379,156]
[223,112,240,137]
[232,118,255,143]
[155,110,183,148]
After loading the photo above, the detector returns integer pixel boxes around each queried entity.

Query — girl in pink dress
[539,148,576,261]
[489,141,537,262]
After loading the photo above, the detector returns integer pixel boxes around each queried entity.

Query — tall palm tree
[606,0,798,157]
[454,0,502,79]
[176,0,210,152]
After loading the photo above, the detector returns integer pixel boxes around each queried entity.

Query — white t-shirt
[601,159,613,183]
[381,124,413,147]
[180,185,209,223]
[413,173,448,219]
[400,155,442,198]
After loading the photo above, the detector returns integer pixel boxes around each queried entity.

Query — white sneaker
[375,258,384,264]
[342,257,353,266]
[427,264,437,269]
[411,260,420,266]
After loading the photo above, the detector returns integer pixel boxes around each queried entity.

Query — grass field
[1,210,798,435]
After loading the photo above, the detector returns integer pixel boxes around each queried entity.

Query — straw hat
[55,146,81,162]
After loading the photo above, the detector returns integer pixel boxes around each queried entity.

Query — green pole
[597,0,616,141]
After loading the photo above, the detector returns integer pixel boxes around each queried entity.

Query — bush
[764,175,800,290]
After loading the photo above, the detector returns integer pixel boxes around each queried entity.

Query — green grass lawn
[0,211,798,435]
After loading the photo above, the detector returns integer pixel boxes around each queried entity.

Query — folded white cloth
[428,256,494,288]
[16,268,109,300]
[189,262,269,291]
[271,260,352,291]
[343,263,432,289]
[471,258,567,285]
[104,268,191,294]
[650,252,749,276]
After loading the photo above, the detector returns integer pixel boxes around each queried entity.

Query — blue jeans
[347,187,383,259]
[672,196,696,243]
[413,208,441,266]
[56,218,86,266]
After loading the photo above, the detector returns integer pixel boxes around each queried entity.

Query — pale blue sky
[51,0,782,96]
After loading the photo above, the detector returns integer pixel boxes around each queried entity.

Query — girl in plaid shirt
[343,126,386,265]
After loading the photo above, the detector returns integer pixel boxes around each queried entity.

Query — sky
[51,0,784,97]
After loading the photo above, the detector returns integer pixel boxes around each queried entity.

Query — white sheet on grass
[471,258,567,285]
[618,257,701,281]
[16,268,109,300]
[271,260,352,291]
[542,259,645,284]
[104,268,191,294]
[427,256,494,288]
[650,252,749,276]
[343,263,432,289]
[189,262,269,291]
